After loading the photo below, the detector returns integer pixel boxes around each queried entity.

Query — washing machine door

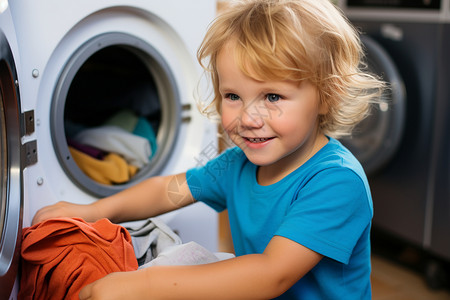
[340,35,406,175]
[0,31,23,297]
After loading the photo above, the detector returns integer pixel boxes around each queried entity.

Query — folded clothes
[18,217,138,300]
[69,146,138,185]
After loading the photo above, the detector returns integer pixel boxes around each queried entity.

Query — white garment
[74,125,151,168]
[140,241,235,269]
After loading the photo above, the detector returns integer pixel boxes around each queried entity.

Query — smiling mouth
[245,137,273,143]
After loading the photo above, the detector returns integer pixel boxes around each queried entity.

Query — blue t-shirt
[186,138,373,299]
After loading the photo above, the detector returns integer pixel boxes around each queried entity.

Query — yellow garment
[69,147,138,185]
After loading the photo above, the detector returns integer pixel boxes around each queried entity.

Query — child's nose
[240,101,264,129]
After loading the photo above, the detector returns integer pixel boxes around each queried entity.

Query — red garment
[19,217,138,300]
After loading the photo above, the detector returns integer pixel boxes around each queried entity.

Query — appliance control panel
[339,0,450,22]
[347,0,441,10]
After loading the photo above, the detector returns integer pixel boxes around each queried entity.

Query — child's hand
[79,271,147,300]
[31,201,100,225]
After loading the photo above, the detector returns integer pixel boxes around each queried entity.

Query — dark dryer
[340,0,450,288]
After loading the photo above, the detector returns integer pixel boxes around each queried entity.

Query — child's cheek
[221,104,240,134]
[221,114,236,136]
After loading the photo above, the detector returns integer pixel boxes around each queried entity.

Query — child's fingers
[78,281,93,300]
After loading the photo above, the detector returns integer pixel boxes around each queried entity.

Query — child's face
[217,42,327,172]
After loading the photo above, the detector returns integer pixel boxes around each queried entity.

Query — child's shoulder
[308,137,366,178]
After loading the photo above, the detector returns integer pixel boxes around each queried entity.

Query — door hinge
[22,110,35,136]
[22,140,38,168]
[181,103,191,123]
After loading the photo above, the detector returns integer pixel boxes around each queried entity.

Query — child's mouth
[246,137,273,143]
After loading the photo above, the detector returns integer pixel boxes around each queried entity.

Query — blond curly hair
[197,0,385,138]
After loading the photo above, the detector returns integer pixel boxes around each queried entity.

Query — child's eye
[267,94,281,102]
[226,93,240,101]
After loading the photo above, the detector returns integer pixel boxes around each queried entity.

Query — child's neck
[256,134,329,186]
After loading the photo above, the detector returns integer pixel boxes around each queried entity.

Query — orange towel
[18,217,138,300]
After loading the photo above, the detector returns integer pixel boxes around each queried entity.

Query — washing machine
[338,0,450,263]
[2,1,218,299]
[0,2,26,298]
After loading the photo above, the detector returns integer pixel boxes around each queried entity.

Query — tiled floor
[372,254,450,300]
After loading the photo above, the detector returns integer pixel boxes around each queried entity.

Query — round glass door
[51,32,181,197]
[0,32,23,298]
[340,35,406,175]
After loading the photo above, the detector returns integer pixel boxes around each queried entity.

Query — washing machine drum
[52,33,181,197]
[0,31,22,297]
[340,35,406,175]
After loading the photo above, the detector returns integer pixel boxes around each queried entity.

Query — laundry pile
[124,217,233,268]
[19,217,233,300]
[18,217,138,300]
[65,109,158,185]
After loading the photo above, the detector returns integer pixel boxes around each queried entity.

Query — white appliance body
[2,1,219,298]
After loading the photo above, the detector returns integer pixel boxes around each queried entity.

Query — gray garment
[124,217,182,266]
[124,217,235,268]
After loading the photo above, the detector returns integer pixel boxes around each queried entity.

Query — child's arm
[79,235,323,300]
[31,173,194,225]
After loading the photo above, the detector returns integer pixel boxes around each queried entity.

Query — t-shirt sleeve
[275,167,372,264]
[186,147,243,212]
